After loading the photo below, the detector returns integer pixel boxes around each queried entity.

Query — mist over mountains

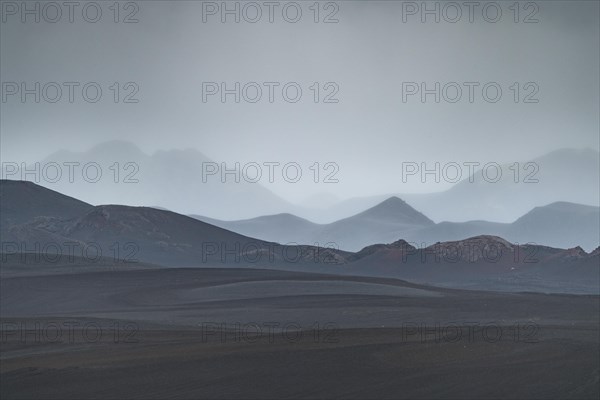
[194,197,600,252]
[1,179,598,293]
[403,148,600,222]
[3,141,598,263]
[2,2,599,398]
[0,180,347,268]
[1,142,598,223]
[313,148,600,223]
[2,141,292,220]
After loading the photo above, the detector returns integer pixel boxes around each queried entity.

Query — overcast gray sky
[1,0,599,202]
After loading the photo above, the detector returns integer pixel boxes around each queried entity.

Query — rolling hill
[0,180,347,267]
[1,180,598,293]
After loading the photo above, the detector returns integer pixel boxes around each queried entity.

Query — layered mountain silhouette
[3,142,598,225]
[0,180,346,267]
[2,141,291,220]
[307,148,600,223]
[193,196,436,251]
[1,180,598,293]
[506,202,600,248]
[408,202,600,251]
[403,148,600,223]
[192,197,599,252]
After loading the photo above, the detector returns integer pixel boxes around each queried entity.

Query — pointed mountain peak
[390,239,415,249]
[355,196,434,225]
[381,196,406,205]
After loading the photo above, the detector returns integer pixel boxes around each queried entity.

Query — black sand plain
[1,265,598,399]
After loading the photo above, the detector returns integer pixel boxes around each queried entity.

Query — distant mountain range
[2,141,292,220]
[298,148,600,223]
[341,235,599,293]
[192,196,600,252]
[192,197,432,251]
[1,180,598,293]
[0,180,344,268]
[2,142,598,223]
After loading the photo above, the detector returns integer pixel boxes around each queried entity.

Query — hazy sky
[1,0,599,202]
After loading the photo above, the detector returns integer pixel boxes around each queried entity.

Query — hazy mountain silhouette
[193,198,599,252]
[0,180,347,267]
[307,148,599,224]
[5,144,597,224]
[403,148,599,222]
[193,196,435,251]
[314,197,434,250]
[1,181,597,293]
[343,196,433,225]
[505,202,600,250]
[403,201,599,250]
[7,141,292,220]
